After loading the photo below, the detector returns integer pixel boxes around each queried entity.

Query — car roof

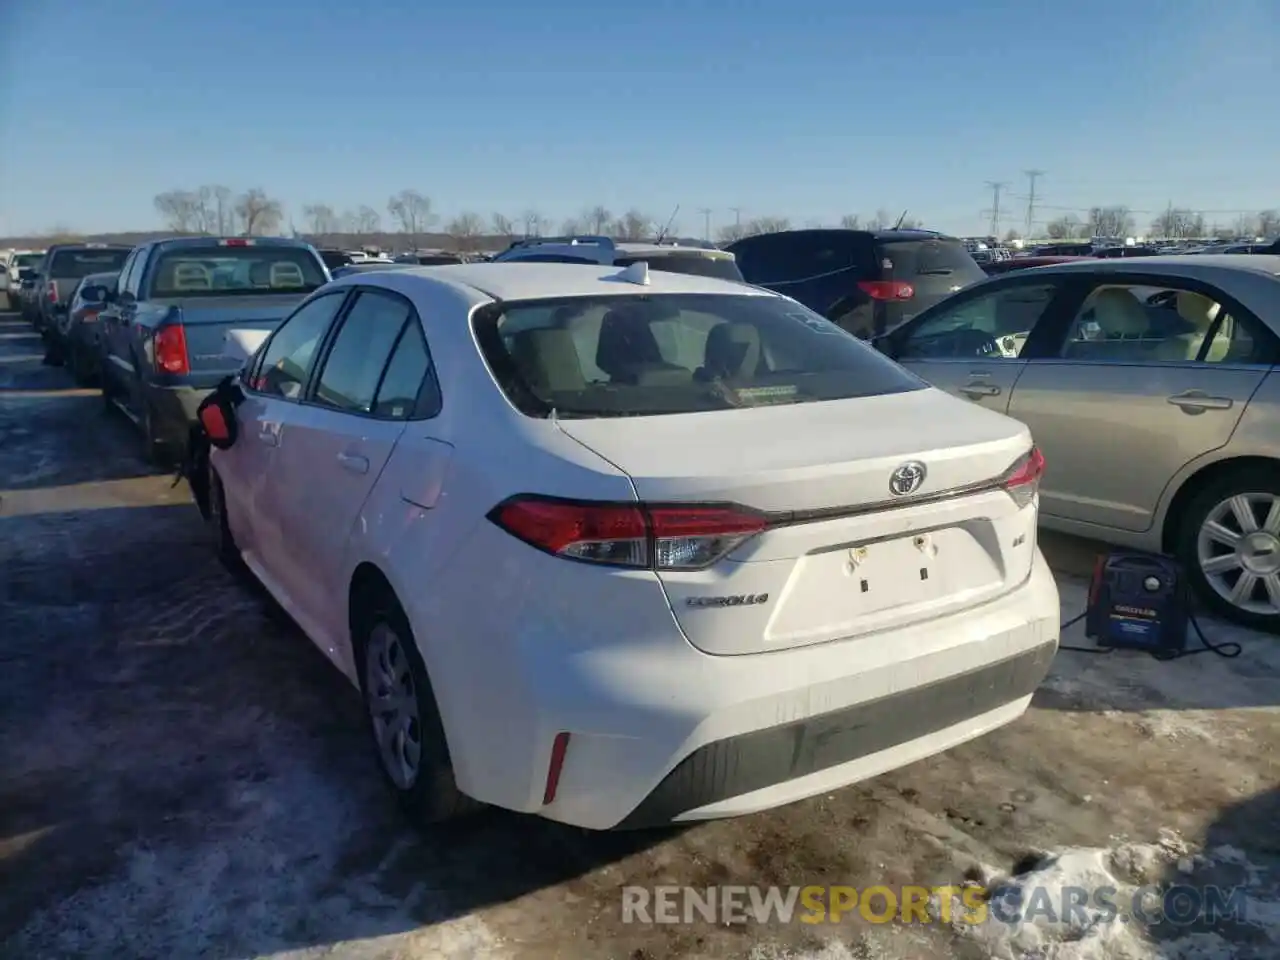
[1015,253,1280,280]
[150,236,314,250]
[328,261,767,304]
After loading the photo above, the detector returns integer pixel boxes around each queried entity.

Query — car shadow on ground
[1144,785,1280,956]
[0,502,680,958]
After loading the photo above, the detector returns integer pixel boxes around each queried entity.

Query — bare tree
[585,206,612,234]
[521,210,546,237]
[199,185,234,234]
[864,210,888,231]
[612,210,653,240]
[1045,214,1082,239]
[716,223,748,244]
[1258,209,1280,238]
[751,216,791,235]
[560,217,583,236]
[235,189,283,235]
[491,213,515,238]
[387,190,435,247]
[839,214,861,229]
[347,205,379,236]
[303,203,339,236]
[154,190,200,232]
[1150,207,1204,239]
[447,212,485,251]
[1086,205,1134,238]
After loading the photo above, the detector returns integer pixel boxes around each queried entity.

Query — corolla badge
[889,461,927,496]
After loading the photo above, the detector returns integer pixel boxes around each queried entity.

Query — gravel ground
[0,310,1276,960]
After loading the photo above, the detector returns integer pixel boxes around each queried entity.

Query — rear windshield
[48,248,130,279]
[875,238,985,285]
[148,245,327,297]
[616,253,744,283]
[318,250,353,269]
[14,253,44,269]
[473,293,924,418]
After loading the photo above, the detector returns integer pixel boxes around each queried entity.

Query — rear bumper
[421,537,1061,830]
[144,383,211,449]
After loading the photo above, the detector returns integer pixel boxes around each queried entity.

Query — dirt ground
[0,309,1276,960]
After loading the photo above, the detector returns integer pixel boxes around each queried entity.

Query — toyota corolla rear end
[416,285,1059,830]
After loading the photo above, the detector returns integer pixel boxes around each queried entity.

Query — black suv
[725,229,985,338]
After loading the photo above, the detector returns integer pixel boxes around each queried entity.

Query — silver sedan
[877,254,1280,630]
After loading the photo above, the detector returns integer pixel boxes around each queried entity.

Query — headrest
[249,261,273,286]
[1091,288,1148,336]
[172,263,212,291]
[1175,291,1221,331]
[703,322,761,380]
[596,307,662,375]
[270,262,305,287]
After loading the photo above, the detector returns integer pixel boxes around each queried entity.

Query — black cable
[1056,607,1244,659]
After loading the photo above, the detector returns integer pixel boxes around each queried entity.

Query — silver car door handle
[1167,393,1233,412]
[960,383,1001,398]
[337,452,369,474]
[258,428,280,447]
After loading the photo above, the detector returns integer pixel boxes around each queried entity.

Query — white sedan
[202,261,1060,830]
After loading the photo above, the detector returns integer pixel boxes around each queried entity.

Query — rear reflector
[488,496,769,570]
[81,308,100,322]
[858,280,914,301]
[46,281,58,303]
[154,324,190,375]
[1002,446,1045,508]
[198,403,230,443]
[542,731,571,805]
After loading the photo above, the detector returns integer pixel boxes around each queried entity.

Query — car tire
[353,587,480,825]
[206,465,244,574]
[1176,464,1280,633]
[139,398,175,468]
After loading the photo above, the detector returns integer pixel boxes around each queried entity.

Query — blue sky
[1,0,1277,238]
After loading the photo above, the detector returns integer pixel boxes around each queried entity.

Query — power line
[983,182,1009,236]
[1024,170,1045,237]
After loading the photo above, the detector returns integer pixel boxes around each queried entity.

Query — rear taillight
[81,308,100,322]
[154,324,190,375]
[46,281,58,303]
[1002,446,1045,509]
[858,280,914,301]
[487,496,769,570]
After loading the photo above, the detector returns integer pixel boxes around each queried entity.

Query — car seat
[510,328,587,393]
[1155,291,1222,362]
[595,307,685,385]
[697,322,761,381]
[1063,288,1151,360]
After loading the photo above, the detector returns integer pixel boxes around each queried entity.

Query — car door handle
[258,428,280,447]
[960,382,1001,398]
[337,452,369,474]
[1167,392,1233,412]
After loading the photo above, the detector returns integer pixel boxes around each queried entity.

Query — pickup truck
[98,236,331,464]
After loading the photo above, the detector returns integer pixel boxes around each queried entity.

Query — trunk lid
[558,389,1039,655]
[167,295,306,376]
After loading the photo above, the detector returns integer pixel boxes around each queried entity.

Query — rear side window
[253,292,347,398]
[875,238,985,286]
[48,248,130,279]
[729,233,864,285]
[616,254,744,282]
[312,290,412,415]
[374,321,437,419]
[473,292,924,418]
[148,245,327,297]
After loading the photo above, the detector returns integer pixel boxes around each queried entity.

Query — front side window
[312,290,413,414]
[147,245,327,297]
[896,283,1057,360]
[1060,282,1268,364]
[473,292,924,418]
[252,292,347,398]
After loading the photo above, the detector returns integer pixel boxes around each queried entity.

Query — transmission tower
[984,182,1009,237]
[698,207,713,242]
[1024,170,1045,237]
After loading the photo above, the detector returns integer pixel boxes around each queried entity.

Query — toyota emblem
[889,461,927,496]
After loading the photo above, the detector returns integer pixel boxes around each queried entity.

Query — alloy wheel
[1196,492,1280,616]
[365,622,422,790]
